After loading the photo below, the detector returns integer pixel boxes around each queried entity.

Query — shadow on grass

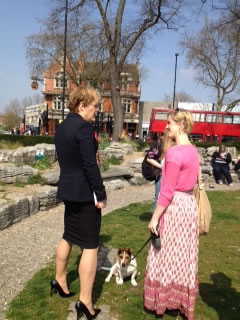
[139,211,152,222]
[99,234,112,245]
[199,272,240,320]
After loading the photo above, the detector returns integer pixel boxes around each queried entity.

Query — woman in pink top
[144,109,199,320]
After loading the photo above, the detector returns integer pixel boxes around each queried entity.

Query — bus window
[233,116,240,124]
[223,115,233,123]
[206,135,211,141]
[222,136,238,142]
[189,134,202,142]
[206,114,217,122]
[193,113,205,122]
[155,112,168,120]
[213,135,218,141]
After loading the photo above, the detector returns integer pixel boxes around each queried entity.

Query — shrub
[98,137,110,150]
[135,140,150,151]
[0,135,54,146]
[108,156,120,165]
[31,157,52,170]
[28,174,45,185]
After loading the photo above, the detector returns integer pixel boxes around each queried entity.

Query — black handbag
[151,232,161,250]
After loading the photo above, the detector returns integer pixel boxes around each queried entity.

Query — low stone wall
[0,186,59,230]
[0,144,239,231]
[0,144,56,165]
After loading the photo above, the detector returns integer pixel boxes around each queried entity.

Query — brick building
[42,56,141,136]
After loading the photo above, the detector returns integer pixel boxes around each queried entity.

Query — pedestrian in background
[211,144,233,186]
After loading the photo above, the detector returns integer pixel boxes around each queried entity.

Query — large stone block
[5,195,30,223]
[104,178,129,191]
[129,173,149,185]
[40,169,60,185]
[35,186,59,210]
[101,167,134,181]
[27,196,40,216]
[128,157,144,173]
[0,164,38,184]
[0,203,13,230]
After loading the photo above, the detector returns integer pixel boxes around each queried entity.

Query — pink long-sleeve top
[158,144,199,208]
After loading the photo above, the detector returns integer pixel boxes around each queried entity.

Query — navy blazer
[55,112,106,203]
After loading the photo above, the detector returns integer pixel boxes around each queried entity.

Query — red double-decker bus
[149,108,240,142]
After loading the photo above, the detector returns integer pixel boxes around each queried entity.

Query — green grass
[13,175,45,187]
[28,174,45,185]
[102,156,121,171]
[6,191,240,320]
[99,138,111,150]
[31,157,52,171]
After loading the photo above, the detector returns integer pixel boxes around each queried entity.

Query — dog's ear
[126,248,132,256]
[117,248,123,255]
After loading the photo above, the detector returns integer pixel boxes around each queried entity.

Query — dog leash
[131,235,152,260]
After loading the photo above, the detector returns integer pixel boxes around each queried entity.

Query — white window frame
[53,96,69,110]
[55,72,68,88]
[121,98,132,113]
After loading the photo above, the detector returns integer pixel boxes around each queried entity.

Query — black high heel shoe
[50,279,75,298]
[75,300,101,320]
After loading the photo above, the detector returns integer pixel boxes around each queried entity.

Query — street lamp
[61,0,68,121]
[172,53,179,110]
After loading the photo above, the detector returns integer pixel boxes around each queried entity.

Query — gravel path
[0,184,154,319]
[0,181,239,319]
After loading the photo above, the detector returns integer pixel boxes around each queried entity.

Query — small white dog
[105,248,137,286]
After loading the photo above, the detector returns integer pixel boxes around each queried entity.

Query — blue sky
[0,1,215,111]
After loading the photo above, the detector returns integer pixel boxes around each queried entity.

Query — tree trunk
[109,58,123,141]
[217,88,223,111]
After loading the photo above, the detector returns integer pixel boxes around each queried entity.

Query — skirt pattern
[144,191,199,320]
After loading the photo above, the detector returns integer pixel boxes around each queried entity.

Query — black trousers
[213,163,233,184]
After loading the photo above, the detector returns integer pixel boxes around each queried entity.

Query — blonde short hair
[68,86,100,112]
[168,108,194,134]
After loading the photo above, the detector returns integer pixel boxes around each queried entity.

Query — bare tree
[26,0,207,140]
[181,12,240,111]
[163,90,196,104]
[3,99,23,130]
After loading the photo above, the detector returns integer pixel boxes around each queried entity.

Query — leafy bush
[135,140,150,151]
[108,156,120,165]
[28,174,45,185]
[0,135,54,146]
[98,137,110,150]
[31,157,52,170]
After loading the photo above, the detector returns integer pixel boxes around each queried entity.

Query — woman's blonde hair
[168,108,194,134]
[160,130,175,159]
[68,86,100,112]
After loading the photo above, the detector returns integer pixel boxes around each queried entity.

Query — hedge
[0,135,54,146]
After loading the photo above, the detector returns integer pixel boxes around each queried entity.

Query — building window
[55,72,68,88]
[53,96,68,110]
[122,98,132,113]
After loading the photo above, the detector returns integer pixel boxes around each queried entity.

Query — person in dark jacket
[211,144,233,186]
[52,86,107,320]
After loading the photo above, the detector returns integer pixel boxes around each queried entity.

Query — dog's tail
[99,266,111,271]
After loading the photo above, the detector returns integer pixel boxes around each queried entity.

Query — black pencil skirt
[63,201,101,249]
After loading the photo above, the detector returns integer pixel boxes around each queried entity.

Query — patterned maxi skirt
[144,191,199,320]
